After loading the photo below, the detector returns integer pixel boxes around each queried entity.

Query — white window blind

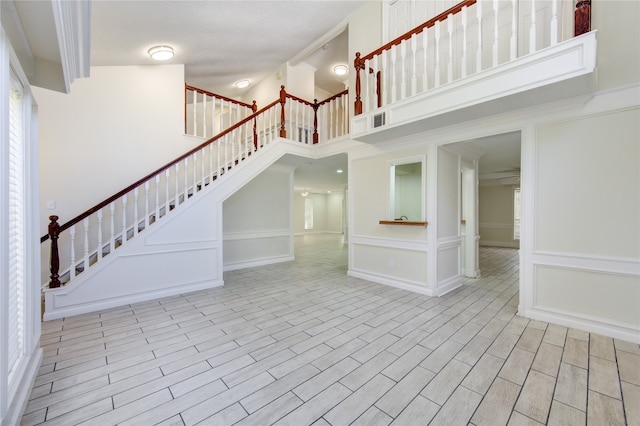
[8,67,26,381]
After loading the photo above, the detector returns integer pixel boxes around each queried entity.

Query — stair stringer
[42,137,324,320]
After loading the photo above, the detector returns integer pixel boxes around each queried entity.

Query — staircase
[41,86,350,320]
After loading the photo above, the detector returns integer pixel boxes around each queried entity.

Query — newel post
[48,215,61,288]
[279,85,287,138]
[574,0,591,36]
[252,100,258,150]
[354,52,365,116]
[312,99,319,144]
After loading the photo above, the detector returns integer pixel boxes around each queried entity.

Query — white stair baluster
[83,217,89,268]
[400,41,407,99]
[165,169,170,215]
[434,20,441,87]
[184,156,189,201]
[202,94,207,138]
[411,33,417,96]
[121,195,127,244]
[192,152,197,194]
[201,147,205,189]
[476,0,483,72]
[192,90,197,137]
[511,0,518,60]
[381,50,389,107]
[462,5,468,78]
[493,0,499,67]
[550,0,558,46]
[422,29,429,92]
[133,187,139,235]
[144,181,150,229]
[208,144,213,183]
[448,13,454,82]
[211,95,217,135]
[97,209,103,260]
[109,202,115,252]
[530,0,537,54]
[391,45,397,103]
[69,225,76,279]
[175,162,180,206]
[155,175,160,221]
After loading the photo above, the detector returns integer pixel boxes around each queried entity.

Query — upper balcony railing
[354,0,591,115]
[185,84,349,143]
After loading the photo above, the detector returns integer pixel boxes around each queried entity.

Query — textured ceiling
[91,0,364,97]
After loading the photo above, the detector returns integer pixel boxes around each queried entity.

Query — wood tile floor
[23,234,639,425]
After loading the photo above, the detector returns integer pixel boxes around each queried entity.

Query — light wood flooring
[22,234,639,425]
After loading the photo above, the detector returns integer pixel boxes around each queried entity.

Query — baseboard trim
[43,279,223,321]
[348,269,433,297]
[223,255,295,272]
[4,347,42,426]
[523,306,640,344]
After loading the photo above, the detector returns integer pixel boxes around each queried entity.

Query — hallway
[22,234,639,425]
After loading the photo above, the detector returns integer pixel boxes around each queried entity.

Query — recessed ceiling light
[148,45,174,61]
[334,65,348,76]
[336,169,343,173]
[235,80,250,89]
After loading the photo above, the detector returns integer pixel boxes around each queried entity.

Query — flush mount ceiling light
[148,45,174,61]
[334,65,348,76]
[336,169,343,173]
[235,80,250,89]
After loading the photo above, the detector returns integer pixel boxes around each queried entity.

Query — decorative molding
[51,0,91,92]
[436,275,463,297]
[348,269,433,297]
[480,240,520,249]
[223,230,291,241]
[479,222,513,229]
[524,305,639,344]
[351,235,429,252]
[224,255,294,272]
[531,251,640,277]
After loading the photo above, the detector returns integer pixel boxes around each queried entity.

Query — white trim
[348,269,433,297]
[224,255,295,272]
[351,235,429,252]
[531,251,640,276]
[524,305,640,344]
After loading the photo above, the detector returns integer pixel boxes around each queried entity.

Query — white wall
[33,65,193,237]
[294,191,344,234]
[223,164,294,270]
[479,184,519,248]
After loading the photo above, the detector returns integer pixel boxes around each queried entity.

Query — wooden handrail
[42,86,351,243]
[354,0,476,115]
[185,84,254,109]
[41,97,281,243]
[317,89,348,107]
[361,0,477,62]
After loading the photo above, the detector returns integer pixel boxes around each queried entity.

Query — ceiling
[90,0,362,97]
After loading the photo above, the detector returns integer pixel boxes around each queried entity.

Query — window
[304,198,313,230]
[513,188,521,240]
[8,67,26,381]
